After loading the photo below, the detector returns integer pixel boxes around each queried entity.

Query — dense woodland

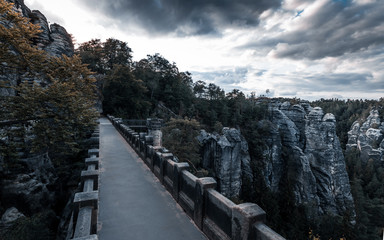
[1,1,383,238]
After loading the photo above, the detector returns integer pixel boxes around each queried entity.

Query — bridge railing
[108,115,285,240]
[66,126,100,240]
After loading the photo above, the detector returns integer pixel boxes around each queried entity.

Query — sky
[23,0,384,101]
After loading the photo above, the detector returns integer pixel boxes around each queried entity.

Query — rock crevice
[198,128,253,198]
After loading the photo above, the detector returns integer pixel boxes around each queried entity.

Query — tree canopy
[0,0,98,160]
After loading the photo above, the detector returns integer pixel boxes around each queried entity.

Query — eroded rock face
[1,207,25,224]
[198,128,253,198]
[347,109,384,164]
[198,101,355,217]
[1,0,74,97]
[304,106,354,215]
[1,153,57,214]
[44,23,74,57]
[260,102,354,217]
[6,0,74,57]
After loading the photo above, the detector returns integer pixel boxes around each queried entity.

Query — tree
[103,65,150,118]
[77,38,134,74]
[162,118,201,168]
[0,0,46,95]
[2,55,98,155]
[0,0,98,159]
[103,38,132,71]
[75,39,104,73]
[193,80,207,98]
[207,83,225,100]
[133,53,194,115]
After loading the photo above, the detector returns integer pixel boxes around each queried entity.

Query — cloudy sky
[24,0,384,100]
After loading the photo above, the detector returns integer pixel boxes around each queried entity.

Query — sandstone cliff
[0,0,74,231]
[198,128,253,198]
[199,101,355,218]
[346,109,384,164]
[7,0,74,57]
[263,102,354,217]
[0,0,74,97]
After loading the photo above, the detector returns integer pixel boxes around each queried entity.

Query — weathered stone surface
[29,10,51,48]
[0,207,25,224]
[260,101,354,218]
[198,128,253,198]
[1,153,57,214]
[305,107,354,216]
[1,0,74,97]
[6,0,74,57]
[347,109,384,163]
[44,23,74,57]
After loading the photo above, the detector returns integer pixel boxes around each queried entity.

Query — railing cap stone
[72,234,98,240]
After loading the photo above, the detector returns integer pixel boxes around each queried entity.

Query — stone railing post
[147,118,163,147]
[146,145,155,171]
[194,177,217,230]
[232,203,266,240]
[160,153,173,183]
[172,162,189,201]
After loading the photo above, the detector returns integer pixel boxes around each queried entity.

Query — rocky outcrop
[261,102,354,217]
[0,207,25,225]
[6,0,74,57]
[1,153,57,214]
[1,0,74,97]
[198,101,355,217]
[304,107,354,216]
[347,109,384,164]
[198,128,253,198]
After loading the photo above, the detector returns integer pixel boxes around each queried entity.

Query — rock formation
[0,0,74,97]
[1,0,68,224]
[262,101,354,217]
[1,153,57,214]
[198,128,253,198]
[7,0,74,57]
[1,207,25,225]
[199,100,355,218]
[346,109,384,164]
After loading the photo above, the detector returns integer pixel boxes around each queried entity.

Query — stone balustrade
[67,126,100,240]
[108,115,285,240]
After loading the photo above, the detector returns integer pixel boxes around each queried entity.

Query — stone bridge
[67,117,285,240]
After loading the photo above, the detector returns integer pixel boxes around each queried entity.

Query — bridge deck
[98,118,206,240]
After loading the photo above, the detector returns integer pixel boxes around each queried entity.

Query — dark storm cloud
[79,0,281,36]
[271,0,384,60]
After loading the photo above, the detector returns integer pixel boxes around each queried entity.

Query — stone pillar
[147,118,163,147]
[173,162,190,201]
[232,203,266,240]
[194,177,217,229]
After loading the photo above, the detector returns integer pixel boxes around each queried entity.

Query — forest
[1,0,384,238]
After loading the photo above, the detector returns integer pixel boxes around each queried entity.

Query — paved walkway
[98,118,206,240]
